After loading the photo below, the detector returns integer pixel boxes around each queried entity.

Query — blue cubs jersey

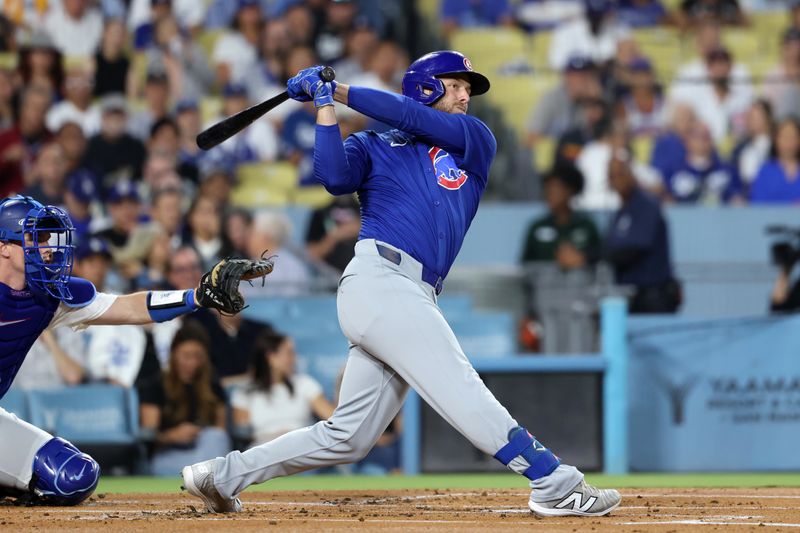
[0,277,96,399]
[313,86,497,280]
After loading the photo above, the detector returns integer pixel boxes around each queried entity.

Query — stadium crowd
[1,0,798,473]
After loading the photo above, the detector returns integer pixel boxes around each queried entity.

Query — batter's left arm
[333,84,496,175]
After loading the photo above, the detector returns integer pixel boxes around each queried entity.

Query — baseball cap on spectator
[223,83,248,98]
[46,107,84,133]
[146,68,169,85]
[175,99,198,114]
[705,47,731,63]
[564,56,596,72]
[237,0,260,9]
[783,27,800,44]
[23,31,56,50]
[67,170,99,203]
[151,0,171,5]
[100,93,128,115]
[584,0,613,15]
[628,57,652,72]
[75,236,112,262]
[106,180,141,203]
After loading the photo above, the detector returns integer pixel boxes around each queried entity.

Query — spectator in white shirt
[575,120,661,210]
[669,46,752,142]
[549,0,630,70]
[231,331,335,447]
[211,0,262,87]
[43,0,103,56]
[127,0,207,39]
[669,21,752,135]
[46,61,101,137]
[762,28,800,121]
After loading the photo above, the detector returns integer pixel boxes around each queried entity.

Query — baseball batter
[182,51,621,517]
[0,195,272,505]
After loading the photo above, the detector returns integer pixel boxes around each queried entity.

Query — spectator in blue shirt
[606,150,680,314]
[750,117,800,204]
[281,103,317,185]
[133,0,173,51]
[64,169,99,241]
[660,123,741,204]
[205,0,285,29]
[440,0,513,37]
[650,102,696,186]
[616,0,668,27]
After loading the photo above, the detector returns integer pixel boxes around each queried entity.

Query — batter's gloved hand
[195,256,275,315]
[287,66,336,108]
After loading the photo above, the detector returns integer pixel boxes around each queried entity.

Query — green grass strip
[97,472,800,494]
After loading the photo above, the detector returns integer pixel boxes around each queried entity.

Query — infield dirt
[2,487,799,531]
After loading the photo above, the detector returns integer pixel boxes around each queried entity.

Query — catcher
[0,195,273,505]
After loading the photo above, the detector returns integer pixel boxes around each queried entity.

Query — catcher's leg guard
[30,437,100,505]
[494,427,560,481]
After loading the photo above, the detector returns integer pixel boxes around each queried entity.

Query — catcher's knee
[30,437,100,505]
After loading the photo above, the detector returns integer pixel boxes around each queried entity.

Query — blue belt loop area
[494,427,561,481]
[376,243,402,265]
[375,243,444,295]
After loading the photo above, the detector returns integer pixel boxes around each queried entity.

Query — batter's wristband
[146,289,197,323]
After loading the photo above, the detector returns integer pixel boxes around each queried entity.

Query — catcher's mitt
[196,257,275,314]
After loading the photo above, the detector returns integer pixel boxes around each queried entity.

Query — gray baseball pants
[213,239,582,500]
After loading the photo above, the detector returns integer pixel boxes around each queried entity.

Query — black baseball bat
[196,66,336,151]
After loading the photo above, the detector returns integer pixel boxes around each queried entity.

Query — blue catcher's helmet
[401,50,490,106]
[0,195,75,301]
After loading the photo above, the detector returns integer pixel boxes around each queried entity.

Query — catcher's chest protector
[0,285,58,399]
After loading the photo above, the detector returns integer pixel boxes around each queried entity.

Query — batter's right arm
[306,83,369,195]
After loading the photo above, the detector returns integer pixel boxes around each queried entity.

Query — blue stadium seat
[243,297,342,337]
[27,385,139,445]
[285,296,339,320]
[295,335,349,400]
[0,388,30,421]
[242,298,288,322]
[449,312,516,358]
[267,315,341,339]
[294,335,350,357]
[306,353,348,401]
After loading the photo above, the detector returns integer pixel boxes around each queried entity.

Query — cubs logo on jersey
[428,147,468,190]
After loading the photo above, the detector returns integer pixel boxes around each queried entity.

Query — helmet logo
[463,57,473,71]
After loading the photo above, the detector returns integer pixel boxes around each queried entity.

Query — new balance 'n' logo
[555,491,597,512]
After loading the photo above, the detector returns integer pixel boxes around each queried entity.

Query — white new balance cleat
[181,460,242,513]
[529,479,621,517]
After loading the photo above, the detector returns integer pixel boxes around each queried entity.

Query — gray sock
[529,464,583,502]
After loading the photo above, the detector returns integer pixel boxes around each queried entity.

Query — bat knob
[320,66,336,82]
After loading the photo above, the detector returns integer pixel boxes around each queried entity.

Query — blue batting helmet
[0,195,75,301]
[402,50,490,106]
